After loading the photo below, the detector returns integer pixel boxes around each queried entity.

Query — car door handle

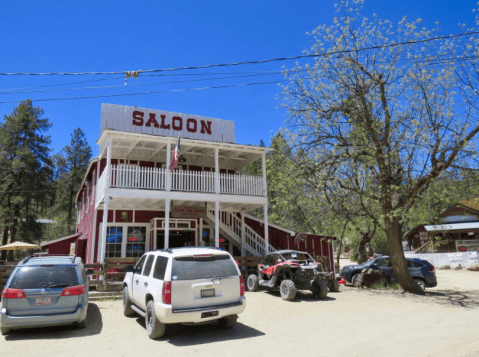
[135,280,139,285]
[144,282,148,287]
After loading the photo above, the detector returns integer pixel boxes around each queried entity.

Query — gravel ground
[2,262,479,357]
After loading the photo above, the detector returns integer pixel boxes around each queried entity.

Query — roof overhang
[424,222,479,232]
[40,233,81,247]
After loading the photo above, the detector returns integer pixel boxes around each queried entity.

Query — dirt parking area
[2,267,479,357]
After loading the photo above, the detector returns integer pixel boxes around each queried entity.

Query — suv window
[134,255,147,274]
[171,255,238,280]
[9,266,79,289]
[142,255,155,277]
[152,256,169,280]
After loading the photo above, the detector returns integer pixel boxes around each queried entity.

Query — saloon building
[41,104,335,270]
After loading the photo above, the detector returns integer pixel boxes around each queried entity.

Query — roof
[244,214,296,235]
[424,222,479,232]
[40,233,81,247]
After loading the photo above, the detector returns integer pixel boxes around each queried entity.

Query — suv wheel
[218,315,237,329]
[413,278,426,291]
[1,327,10,335]
[123,286,135,317]
[327,278,340,292]
[311,279,328,299]
[146,300,165,339]
[280,279,297,301]
[246,274,259,292]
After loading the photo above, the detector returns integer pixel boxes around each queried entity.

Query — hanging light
[178,155,187,163]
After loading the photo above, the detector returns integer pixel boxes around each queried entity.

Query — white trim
[244,213,295,235]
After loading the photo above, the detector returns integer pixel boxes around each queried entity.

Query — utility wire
[0,31,477,76]
[0,80,286,103]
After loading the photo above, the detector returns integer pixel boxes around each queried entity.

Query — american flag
[169,135,180,172]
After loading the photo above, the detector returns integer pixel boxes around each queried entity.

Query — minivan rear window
[9,266,79,289]
[171,255,238,280]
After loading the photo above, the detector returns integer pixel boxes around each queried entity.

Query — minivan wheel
[77,316,87,329]
[280,279,297,301]
[413,278,426,291]
[218,315,237,329]
[146,300,165,339]
[246,274,259,292]
[1,327,10,335]
[123,286,135,317]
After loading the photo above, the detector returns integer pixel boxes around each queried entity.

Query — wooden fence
[0,261,18,292]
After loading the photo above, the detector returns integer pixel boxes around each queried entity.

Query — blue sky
[0,0,477,156]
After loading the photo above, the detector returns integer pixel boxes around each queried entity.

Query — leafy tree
[0,100,52,259]
[281,1,479,293]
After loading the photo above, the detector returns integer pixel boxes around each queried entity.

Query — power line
[0,80,286,104]
[0,31,477,76]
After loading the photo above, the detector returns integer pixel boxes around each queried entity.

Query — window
[377,258,391,267]
[106,226,123,258]
[172,255,238,280]
[142,255,155,277]
[153,256,169,280]
[134,255,147,274]
[126,226,146,257]
[10,266,79,289]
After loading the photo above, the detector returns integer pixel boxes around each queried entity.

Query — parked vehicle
[340,256,437,290]
[246,250,338,301]
[1,255,93,335]
[122,247,246,339]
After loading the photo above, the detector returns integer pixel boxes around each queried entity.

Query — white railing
[102,164,263,196]
[111,164,166,189]
[220,173,263,196]
[171,170,215,193]
[207,210,276,256]
[96,171,107,206]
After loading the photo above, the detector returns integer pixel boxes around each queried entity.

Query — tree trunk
[336,219,349,272]
[1,223,9,261]
[7,220,17,261]
[356,233,371,264]
[385,217,424,295]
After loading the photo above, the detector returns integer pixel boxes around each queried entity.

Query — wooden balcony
[96,164,264,201]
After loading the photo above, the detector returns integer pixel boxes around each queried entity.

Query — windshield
[9,266,80,289]
[280,252,315,264]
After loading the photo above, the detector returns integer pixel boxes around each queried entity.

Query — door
[134,255,155,309]
[131,255,147,306]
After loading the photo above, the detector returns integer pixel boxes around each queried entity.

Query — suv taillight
[163,281,171,304]
[61,285,85,296]
[428,265,435,273]
[239,276,245,296]
[2,288,26,299]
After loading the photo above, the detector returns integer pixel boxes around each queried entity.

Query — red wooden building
[41,104,335,271]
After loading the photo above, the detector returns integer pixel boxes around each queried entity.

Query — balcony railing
[97,164,264,198]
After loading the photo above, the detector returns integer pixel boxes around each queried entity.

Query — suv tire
[413,278,426,291]
[146,300,165,339]
[311,279,328,299]
[123,286,135,317]
[1,327,10,335]
[327,278,340,292]
[246,274,259,292]
[218,315,237,329]
[280,279,297,301]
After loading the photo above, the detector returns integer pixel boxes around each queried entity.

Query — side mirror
[123,265,134,273]
[86,268,95,275]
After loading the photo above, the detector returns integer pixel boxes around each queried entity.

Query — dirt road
[2,268,479,357]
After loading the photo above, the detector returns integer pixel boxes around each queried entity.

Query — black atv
[246,250,339,301]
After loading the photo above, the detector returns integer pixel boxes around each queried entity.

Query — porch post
[241,209,245,256]
[165,199,171,249]
[215,201,220,248]
[90,160,102,263]
[263,204,269,254]
[166,143,172,191]
[199,218,203,246]
[215,148,220,194]
[262,152,267,197]
[99,196,110,264]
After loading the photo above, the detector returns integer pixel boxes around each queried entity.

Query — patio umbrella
[0,241,39,250]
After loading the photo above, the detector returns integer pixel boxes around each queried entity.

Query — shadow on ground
[265,290,337,303]
[135,318,265,346]
[424,289,479,309]
[4,303,103,341]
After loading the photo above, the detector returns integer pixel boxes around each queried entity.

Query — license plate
[201,289,215,298]
[36,297,51,305]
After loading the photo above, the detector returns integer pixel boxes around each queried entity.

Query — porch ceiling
[97,196,264,213]
[97,130,270,171]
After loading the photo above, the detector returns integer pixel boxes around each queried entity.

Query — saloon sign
[101,103,235,143]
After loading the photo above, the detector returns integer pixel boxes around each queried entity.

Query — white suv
[122,247,246,339]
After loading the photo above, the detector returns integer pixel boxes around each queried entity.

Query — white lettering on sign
[101,103,235,143]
